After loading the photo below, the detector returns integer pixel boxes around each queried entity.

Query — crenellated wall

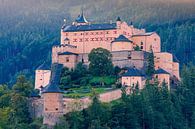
[52,44,78,64]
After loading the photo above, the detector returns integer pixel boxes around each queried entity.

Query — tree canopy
[88,48,113,76]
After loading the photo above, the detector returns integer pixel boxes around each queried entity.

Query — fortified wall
[29,89,123,124]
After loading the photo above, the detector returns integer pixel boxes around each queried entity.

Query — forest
[0,64,194,129]
[0,0,195,84]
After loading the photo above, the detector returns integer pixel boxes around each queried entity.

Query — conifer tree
[146,46,155,77]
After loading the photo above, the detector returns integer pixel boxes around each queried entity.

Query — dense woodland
[0,0,195,84]
[0,64,194,129]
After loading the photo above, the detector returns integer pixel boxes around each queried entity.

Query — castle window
[128,56,131,59]
[156,75,158,78]
[65,33,68,36]
[91,38,94,41]
[79,39,83,42]
[85,38,89,41]
[106,31,109,34]
[95,38,98,41]
[81,33,83,35]
[73,39,77,42]
[141,42,143,45]
[140,46,143,49]
[56,108,58,111]
[96,32,99,35]
[45,108,48,111]
[100,38,103,41]
[85,32,88,35]
[66,57,69,62]
[113,31,117,34]
[91,32,94,35]
[154,38,157,41]
[100,32,103,34]
[40,79,42,80]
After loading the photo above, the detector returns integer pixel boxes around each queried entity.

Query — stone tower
[42,63,64,126]
[35,63,51,90]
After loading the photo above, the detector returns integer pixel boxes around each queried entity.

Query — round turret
[111,35,133,52]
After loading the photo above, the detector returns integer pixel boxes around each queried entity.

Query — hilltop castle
[35,12,180,91]
[32,12,180,126]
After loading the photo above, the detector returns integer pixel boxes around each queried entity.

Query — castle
[32,12,180,126]
[35,12,180,90]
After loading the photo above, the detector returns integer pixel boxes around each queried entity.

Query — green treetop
[88,48,113,76]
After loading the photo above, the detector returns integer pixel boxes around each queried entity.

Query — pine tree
[146,47,155,77]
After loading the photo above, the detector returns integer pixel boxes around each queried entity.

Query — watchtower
[42,63,64,126]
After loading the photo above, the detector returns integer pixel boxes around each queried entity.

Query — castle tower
[35,63,51,90]
[42,63,64,126]
[111,35,133,52]
[154,68,170,89]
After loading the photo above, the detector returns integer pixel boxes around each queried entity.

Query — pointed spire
[116,16,121,21]
[75,9,88,23]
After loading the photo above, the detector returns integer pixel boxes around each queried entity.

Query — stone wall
[77,51,148,70]
[29,97,43,119]
[30,89,123,119]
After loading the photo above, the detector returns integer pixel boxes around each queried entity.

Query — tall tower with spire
[42,63,64,126]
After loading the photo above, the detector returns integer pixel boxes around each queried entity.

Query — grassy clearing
[63,87,113,98]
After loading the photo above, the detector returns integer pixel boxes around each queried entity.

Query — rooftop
[63,23,117,32]
[155,68,170,75]
[58,51,78,55]
[132,32,155,37]
[36,62,50,70]
[42,84,63,93]
[122,67,145,77]
[42,63,64,93]
[112,35,132,43]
